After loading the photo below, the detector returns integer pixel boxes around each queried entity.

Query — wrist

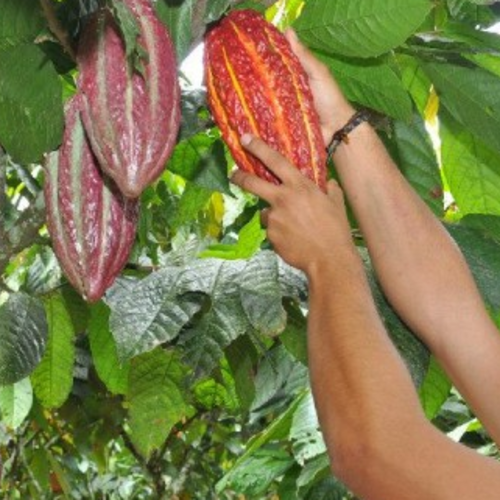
[305,246,365,284]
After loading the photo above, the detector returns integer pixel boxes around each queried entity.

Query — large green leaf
[0,44,63,164]
[317,54,413,121]
[0,293,47,386]
[423,62,500,154]
[396,54,432,116]
[88,302,130,395]
[0,0,45,49]
[0,378,33,429]
[127,348,190,458]
[441,114,500,216]
[108,269,202,361]
[31,293,75,409]
[294,0,433,58]
[384,117,443,216]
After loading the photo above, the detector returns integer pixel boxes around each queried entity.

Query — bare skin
[230,30,500,500]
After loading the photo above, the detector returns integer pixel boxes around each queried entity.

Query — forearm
[332,122,500,442]
[307,253,500,500]
[307,251,425,468]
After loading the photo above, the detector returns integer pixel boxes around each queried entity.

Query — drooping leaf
[419,356,452,420]
[0,0,45,49]
[108,268,202,361]
[0,44,63,164]
[239,251,287,336]
[89,302,130,395]
[179,258,249,377]
[447,222,500,310]
[127,348,190,458]
[250,345,309,418]
[31,292,75,409]
[0,293,47,386]
[295,0,433,58]
[290,390,327,465]
[441,113,500,216]
[155,0,197,62]
[225,335,258,411]
[423,62,500,154]
[460,214,500,243]
[0,378,33,429]
[296,453,332,497]
[384,116,443,216]
[317,53,413,121]
[280,301,308,366]
[396,54,432,116]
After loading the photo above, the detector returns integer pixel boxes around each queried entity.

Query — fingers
[230,169,277,202]
[240,134,299,185]
[260,207,270,227]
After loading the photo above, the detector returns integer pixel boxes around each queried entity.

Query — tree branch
[39,0,77,61]
[0,191,46,275]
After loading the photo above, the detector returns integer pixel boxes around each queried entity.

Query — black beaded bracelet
[326,109,371,160]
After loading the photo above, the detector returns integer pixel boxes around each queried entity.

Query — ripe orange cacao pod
[77,0,181,198]
[44,95,139,302]
[205,10,327,190]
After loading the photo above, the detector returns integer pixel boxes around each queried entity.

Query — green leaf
[155,0,196,62]
[226,335,258,412]
[219,448,295,496]
[170,183,213,229]
[239,251,287,336]
[316,53,413,120]
[441,114,500,216]
[250,345,308,417]
[290,390,327,465]
[396,54,432,118]
[108,269,202,361]
[296,453,331,497]
[460,214,500,243]
[200,211,266,260]
[0,293,47,386]
[423,62,500,154]
[304,476,350,500]
[280,301,308,366]
[0,378,33,429]
[384,117,443,216]
[447,223,500,310]
[127,348,190,458]
[204,0,231,23]
[168,133,231,195]
[89,302,130,395]
[0,0,45,49]
[31,292,75,409]
[110,0,141,59]
[0,44,63,164]
[419,356,451,420]
[294,0,433,58]
[179,259,249,377]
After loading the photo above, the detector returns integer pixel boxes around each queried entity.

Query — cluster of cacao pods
[46,5,327,302]
[45,0,180,302]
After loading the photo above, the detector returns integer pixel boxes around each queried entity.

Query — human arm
[286,29,500,446]
[231,137,500,500]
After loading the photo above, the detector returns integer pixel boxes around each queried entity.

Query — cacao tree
[1,0,500,498]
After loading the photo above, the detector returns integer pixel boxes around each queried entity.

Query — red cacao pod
[45,95,139,303]
[205,10,327,190]
[77,0,181,199]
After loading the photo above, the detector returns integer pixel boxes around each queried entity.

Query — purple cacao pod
[45,95,139,303]
[77,0,181,199]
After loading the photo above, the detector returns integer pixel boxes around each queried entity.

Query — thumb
[284,28,321,80]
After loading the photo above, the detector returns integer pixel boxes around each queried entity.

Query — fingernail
[240,133,253,146]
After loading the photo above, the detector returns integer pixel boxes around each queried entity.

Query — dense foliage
[1,0,500,498]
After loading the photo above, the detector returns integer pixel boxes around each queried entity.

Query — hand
[231,135,358,277]
[285,29,355,145]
